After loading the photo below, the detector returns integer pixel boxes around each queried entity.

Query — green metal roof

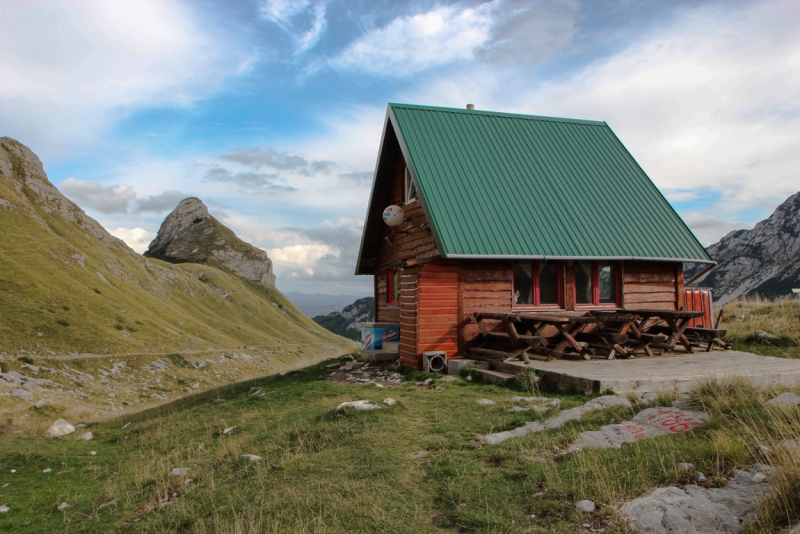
[356,104,712,274]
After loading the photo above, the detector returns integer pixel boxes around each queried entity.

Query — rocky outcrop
[144,198,275,289]
[312,297,374,340]
[688,192,800,304]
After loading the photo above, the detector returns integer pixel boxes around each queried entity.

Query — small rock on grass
[34,399,51,409]
[767,392,800,408]
[696,472,707,483]
[757,445,771,458]
[752,473,767,483]
[122,423,131,429]
[44,419,75,438]
[222,426,237,435]
[57,502,68,511]
[422,378,434,386]
[43,468,51,474]
[89,451,97,456]
[576,500,596,513]
[97,500,116,510]
[241,454,261,462]
[383,398,396,406]
[11,388,32,402]
[678,462,695,470]
[336,400,382,411]
[477,399,496,406]
[76,432,92,441]
[198,443,205,450]
[0,505,9,513]
[171,467,190,477]
[440,375,456,382]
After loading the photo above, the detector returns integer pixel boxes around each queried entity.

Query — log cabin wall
[459,260,513,351]
[621,261,682,311]
[374,154,440,323]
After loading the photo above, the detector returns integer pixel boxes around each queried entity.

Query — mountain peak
[144,197,276,289]
[693,190,800,303]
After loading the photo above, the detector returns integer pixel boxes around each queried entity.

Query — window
[513,260,562,307]
[575,261,619,307]
[387,268,400,304]
[404,166,417,204]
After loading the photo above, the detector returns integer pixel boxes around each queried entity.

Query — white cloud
[269,243,337,266]
[109,227,156,254]
[0,0,237,156]
[330,3,494,76]
[259,0,327,55]
[60,178,136,214]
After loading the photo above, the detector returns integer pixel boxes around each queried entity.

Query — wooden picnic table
[516,312,597,360]
[471,312,597,362]
[586,311,642,358]
[631,309,704,354]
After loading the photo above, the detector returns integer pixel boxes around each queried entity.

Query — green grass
[2,359,798,533]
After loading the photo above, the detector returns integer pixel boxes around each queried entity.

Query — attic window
[404,166,417,205]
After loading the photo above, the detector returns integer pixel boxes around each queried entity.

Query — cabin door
[398,267,419,369]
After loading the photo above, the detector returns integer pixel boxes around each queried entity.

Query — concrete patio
[504,351,800,395]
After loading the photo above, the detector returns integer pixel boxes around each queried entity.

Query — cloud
[60,178,136,214]
[109,227,156,254]
[329,2,495,76]
[678,210,752,247]
[218,145,333,175]
[0,0,240,157]
[203,166,296,193]
[338,170,373,184]
[259,0,327,55]
[133,190,187,213]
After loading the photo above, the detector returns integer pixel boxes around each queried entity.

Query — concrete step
[477,369,516,385]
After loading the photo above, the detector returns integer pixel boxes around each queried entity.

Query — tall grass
[722,296,800,357]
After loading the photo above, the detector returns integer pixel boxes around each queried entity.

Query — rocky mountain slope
[689,191,800,304]
[144,197,275,289]
[0,137,348,355]
[313,297,374,341]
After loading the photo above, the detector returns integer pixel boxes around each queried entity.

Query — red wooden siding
[415,262,459,368]
[684,288,714,327]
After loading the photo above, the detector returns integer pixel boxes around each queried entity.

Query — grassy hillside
[721,297,800,358]
[0,137,348,356]
[0,359,797,533]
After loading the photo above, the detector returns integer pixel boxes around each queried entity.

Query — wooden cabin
[355,104,713,369]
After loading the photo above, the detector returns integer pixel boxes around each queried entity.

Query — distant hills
[284,292,370,318]
[312,297,374,341]
[688,191,800,304]
[0,137,345,355]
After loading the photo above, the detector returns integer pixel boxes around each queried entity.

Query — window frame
[404,166,418,205]
[511,260,564,309]
[386,268,399,305]
[574,260,622,308]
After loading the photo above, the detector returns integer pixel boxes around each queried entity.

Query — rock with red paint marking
[567,407,707,453]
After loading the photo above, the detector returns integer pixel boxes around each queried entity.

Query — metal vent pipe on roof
[466,104,475,110]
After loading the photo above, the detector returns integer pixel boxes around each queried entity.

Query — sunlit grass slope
[0,137,346,355]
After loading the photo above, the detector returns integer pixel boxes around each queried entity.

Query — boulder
[576,500,596,513]
[767,392,800,408]
[44,419,75,438]
[11,388,32,402]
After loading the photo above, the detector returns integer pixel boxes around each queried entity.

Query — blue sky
[1,0,798,295]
